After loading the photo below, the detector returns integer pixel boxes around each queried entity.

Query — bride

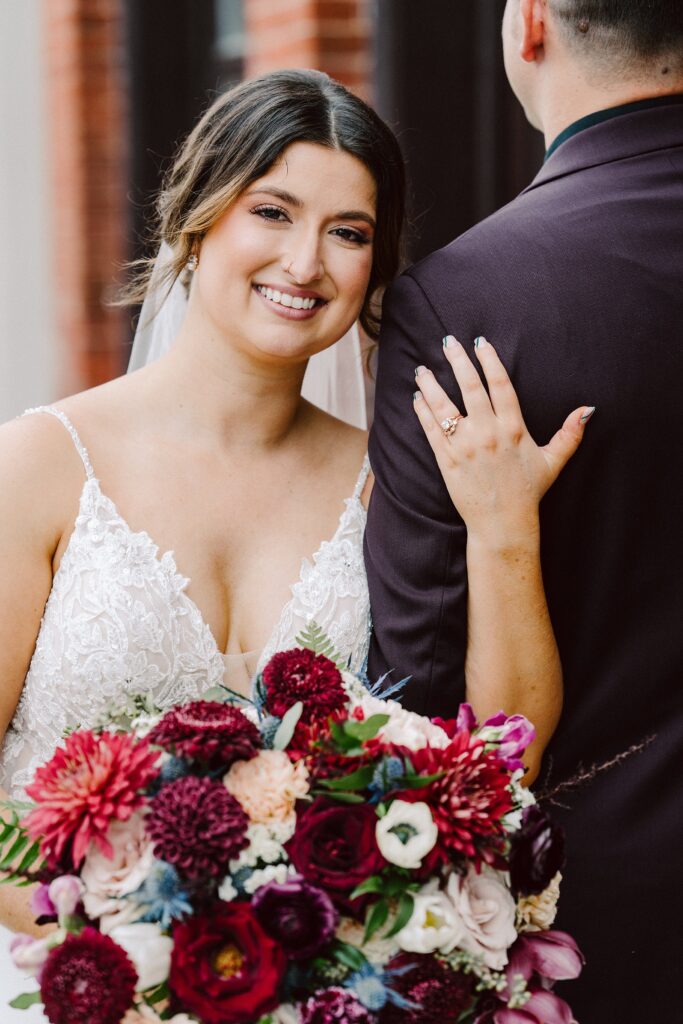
[0,69,590,1012]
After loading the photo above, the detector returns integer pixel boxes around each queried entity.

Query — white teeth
[257,285,318,311]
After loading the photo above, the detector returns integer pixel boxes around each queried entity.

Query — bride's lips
[252,283,328,321]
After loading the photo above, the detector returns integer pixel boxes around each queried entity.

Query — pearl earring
[186,253,199,271]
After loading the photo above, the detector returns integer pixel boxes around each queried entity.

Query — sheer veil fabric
[128,242,369,429]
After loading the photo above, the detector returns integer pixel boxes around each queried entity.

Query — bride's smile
[183,140,377,365]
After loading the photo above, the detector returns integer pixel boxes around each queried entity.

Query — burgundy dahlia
[261,648,347,724]
[146,775,249,880]
[252,874,339,959]
[148,700,261,768]
[40,928,137,1024]
[380,955,475,1024]
[406,733,513,866]
[509,805,565,896]
[302,987,377,1024]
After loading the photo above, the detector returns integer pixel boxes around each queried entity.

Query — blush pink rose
[446,865,518,970]
[81,810,155,932]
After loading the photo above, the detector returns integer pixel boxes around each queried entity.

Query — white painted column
[0,0,58,424]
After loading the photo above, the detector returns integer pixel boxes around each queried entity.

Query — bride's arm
[413,337,593,783]
[0,417,75,934]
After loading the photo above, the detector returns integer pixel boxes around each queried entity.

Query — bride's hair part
[120,69,405,339]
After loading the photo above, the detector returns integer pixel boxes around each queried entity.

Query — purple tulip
[483,712,536,771]
[456,703,478,733]
[509,805,566,897]
[494,987,577,1024]
[507,931,584,984]
[30,883,56,921]
[251,874,338,959]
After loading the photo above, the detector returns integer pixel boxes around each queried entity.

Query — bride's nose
[281,230,324,284]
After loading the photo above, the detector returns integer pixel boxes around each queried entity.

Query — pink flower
[481,713,536,772]
[81,810,155,932]
[10,934,53,979]
[446,865,518,969]
[224,749,309,828]
[25,730,160,868]
[48,876,85,919]
[494,988,577,1024]
[505,931,584,985]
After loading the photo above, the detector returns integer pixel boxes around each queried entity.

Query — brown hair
[122,69,405,339]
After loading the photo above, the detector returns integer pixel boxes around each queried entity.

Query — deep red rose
[286,798,384,913]
[262,648,347,724]
[170,901,286,1024]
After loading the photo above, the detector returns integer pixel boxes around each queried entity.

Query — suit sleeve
[365,272,468,717]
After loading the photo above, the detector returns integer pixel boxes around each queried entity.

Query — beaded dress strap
[352,454,371,501]
[22,406,95,480]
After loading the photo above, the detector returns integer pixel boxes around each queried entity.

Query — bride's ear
[519,0,546,63]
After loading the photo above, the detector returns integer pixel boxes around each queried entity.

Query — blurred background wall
[0,0,544,422]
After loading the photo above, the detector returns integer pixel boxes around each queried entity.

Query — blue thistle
[131,861,193,928]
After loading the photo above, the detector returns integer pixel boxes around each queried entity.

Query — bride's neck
[145,319,308,451]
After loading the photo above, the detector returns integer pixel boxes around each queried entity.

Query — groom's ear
[519,0,547,63]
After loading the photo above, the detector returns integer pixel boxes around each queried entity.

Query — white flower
[243,863,296,895]
[376,800,438,869]
[10,931,64,977]
[109,922,172,990]
[351,694,450,750]
[128,711,163,737]
[270,1004,301,1024]
[395,881,465,954]
[218,877,238,902]
[446,866,518,970]
[229,822,289,871]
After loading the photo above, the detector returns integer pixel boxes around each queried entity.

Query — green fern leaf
[295,621,347,671]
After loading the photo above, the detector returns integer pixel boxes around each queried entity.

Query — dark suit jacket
[366,98,683,1021]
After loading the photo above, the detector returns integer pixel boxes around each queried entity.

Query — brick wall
[244,0,373,100]
[43,0,129,393]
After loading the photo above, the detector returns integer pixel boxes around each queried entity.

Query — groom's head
[502,1,683,138]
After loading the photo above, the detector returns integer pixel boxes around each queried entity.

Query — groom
[366,1,683,1020]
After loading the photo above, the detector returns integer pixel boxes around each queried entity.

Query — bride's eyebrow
[247,187,376,229]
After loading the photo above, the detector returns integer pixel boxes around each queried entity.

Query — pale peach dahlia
[25,730,160,869]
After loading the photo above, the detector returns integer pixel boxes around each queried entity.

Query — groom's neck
[536,64,683,149]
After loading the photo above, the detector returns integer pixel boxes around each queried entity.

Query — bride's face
[193,141,377,364]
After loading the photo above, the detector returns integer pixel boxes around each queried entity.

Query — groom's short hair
[550,0,683,68]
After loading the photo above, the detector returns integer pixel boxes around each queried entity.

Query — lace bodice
[0,407,371,799]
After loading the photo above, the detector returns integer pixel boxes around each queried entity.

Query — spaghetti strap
[22,406,95,480]
[352,453,371,500]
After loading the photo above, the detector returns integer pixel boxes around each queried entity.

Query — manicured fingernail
[415,365,427,377]
[443,335,457,348]
[580,406,596,423]
[413,390,422,402]
[474,336,487,348]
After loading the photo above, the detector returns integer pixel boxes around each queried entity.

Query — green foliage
[9,991,43,1010]
[273,701,304,751]
[295,622,346,670]
[331,940,368,973]
[0,807,45,885]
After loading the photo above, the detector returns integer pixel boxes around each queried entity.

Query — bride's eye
[331,226,371,245]
[252,204,290,223]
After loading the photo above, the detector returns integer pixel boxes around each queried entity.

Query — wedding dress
[0,405,372,1017]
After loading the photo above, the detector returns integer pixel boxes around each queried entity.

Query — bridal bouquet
[5,628,582,1024]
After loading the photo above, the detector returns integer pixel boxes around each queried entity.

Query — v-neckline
[56,461,368,662]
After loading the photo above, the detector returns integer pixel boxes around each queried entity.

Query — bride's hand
[413,335,594,548]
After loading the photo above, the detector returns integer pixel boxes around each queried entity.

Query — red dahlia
[40,928,137,1024]
[146,775,249,880]
[148,700,261,768]
[380,955,474,1024]
[261,648,347,725]
[406,733,513,866]
[25,730,160,869]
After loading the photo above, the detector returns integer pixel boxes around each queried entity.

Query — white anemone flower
[376,799,438,869]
